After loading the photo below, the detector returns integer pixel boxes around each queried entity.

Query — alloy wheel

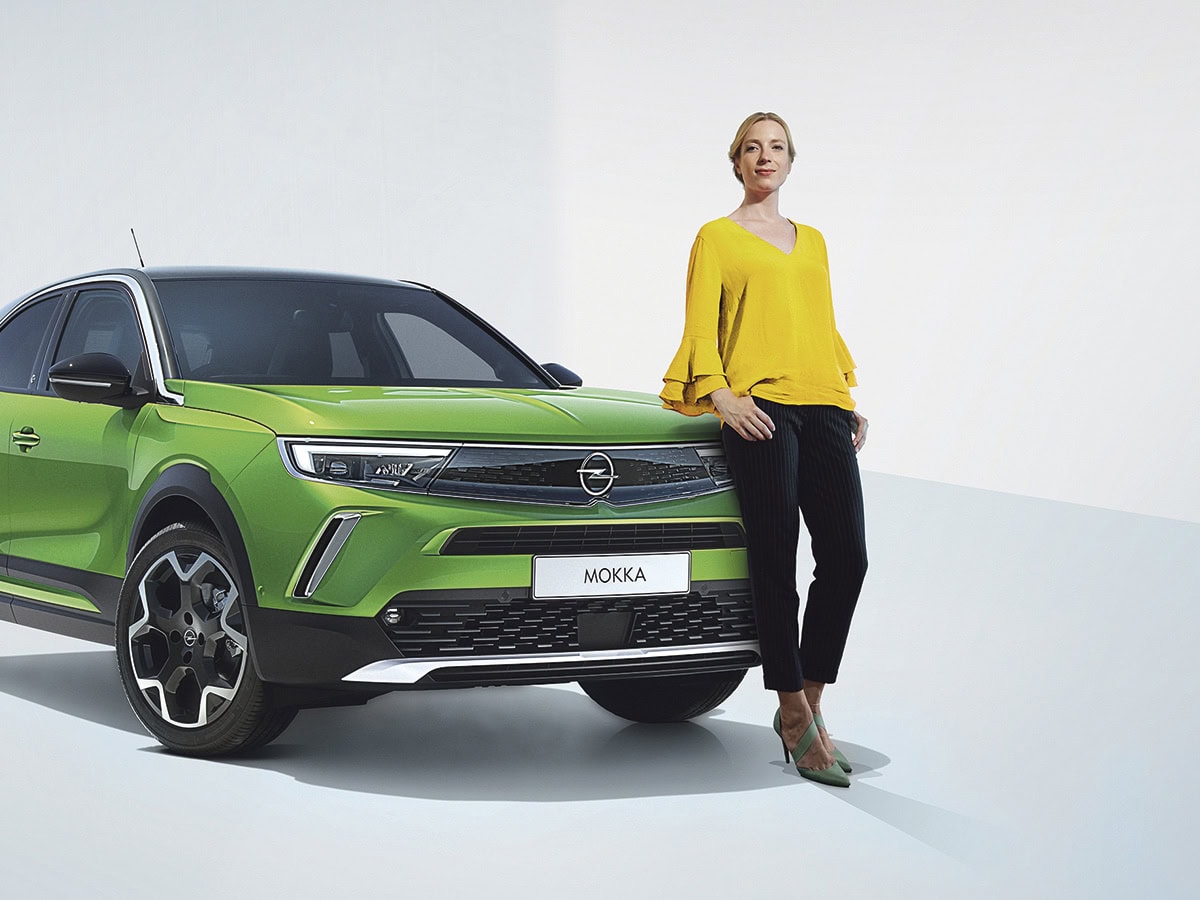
[126,549,248,728]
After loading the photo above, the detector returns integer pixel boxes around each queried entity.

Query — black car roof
[140,267,426,289]
[7,267,433,311]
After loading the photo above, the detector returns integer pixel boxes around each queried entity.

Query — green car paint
[0,268,756,755]
[0,574,98,613]
[178,381,720,444]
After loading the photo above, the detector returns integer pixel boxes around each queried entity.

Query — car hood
[174,382,721,444]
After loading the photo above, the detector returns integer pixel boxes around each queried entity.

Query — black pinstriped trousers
[722,401,868,692]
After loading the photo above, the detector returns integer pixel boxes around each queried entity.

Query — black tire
[115,522,297,756]
[579,669,747,723]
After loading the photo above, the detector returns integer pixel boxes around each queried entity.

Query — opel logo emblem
[577,451,618,497]
[183,629,199,647]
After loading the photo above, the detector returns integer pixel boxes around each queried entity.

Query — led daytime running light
[284,441,454,491]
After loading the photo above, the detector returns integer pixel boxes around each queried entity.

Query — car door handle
[11,426,40,452]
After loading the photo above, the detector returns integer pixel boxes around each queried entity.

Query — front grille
[440,522,746,556]
[379,582,756,658]
[436,457,707,487]
[428,444,725,506]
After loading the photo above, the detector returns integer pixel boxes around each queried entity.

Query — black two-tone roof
[11,266,429,307]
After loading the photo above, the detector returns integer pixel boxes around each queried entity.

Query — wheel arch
[129,464,257,609]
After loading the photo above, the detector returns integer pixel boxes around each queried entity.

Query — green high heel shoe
[812,712,853,773]
[772,709,850,788]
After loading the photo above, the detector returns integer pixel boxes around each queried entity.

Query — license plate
[532,552,690,600]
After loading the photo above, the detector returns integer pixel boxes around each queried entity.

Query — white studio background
[3,0,1199,523]
[553,0,1200,523]
[0,0,561,363]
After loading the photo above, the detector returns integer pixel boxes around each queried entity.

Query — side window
[52,288,145,377]
[0,298,58,392]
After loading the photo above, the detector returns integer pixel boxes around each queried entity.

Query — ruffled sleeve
[661,235,729,416]
[818,229,858,389]
[834,329,858,388]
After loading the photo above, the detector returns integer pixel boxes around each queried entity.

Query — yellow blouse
[661,217,857,416]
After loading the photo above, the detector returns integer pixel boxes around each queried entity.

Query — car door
[5,284,154,624]
[0,292,65,623]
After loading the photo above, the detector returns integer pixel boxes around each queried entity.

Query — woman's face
[735,119,792,191]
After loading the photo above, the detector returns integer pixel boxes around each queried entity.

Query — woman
[661,112,868,788]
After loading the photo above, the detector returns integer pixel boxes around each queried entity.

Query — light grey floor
[2,472,1197,898]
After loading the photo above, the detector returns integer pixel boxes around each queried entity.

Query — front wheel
[579,669,747,723]
[115,522,296,756]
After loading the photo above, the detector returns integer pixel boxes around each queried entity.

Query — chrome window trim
[23,274,183,405]
[341,640,760,685]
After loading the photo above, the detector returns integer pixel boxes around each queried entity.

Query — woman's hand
[709,388,775,441]
[851,410,869,452]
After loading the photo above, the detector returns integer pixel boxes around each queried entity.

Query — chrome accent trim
[341,640,760,685]
[281,438,725,452]
[26,273,184,405]
[48,376,114,388]
[576,450,617,497]
[295,513,362,598]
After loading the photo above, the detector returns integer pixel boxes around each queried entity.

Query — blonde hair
[728,112,796,182]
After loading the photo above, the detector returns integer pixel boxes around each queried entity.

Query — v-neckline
[724,216,797,255]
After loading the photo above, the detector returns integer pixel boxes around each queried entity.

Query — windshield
[152,277,547,388]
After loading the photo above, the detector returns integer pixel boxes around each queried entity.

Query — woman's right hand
[709,388,775,441]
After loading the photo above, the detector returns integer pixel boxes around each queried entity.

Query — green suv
[0,268,755,755]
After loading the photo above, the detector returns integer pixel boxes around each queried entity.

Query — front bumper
[233,447,755,690]
[245,579,759,689]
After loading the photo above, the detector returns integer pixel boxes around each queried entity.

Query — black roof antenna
[130,228,146,267]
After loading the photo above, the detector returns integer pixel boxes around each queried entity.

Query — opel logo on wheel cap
[577,451,618,498]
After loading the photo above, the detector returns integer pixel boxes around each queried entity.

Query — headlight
[280,439,454,492]
[696,447,733,487]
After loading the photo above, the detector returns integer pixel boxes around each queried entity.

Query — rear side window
[0,298,57,391]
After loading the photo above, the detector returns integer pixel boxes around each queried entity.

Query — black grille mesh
[436,455,707,487]
[381,585,756,658]
[441,521,745,556]
[428,445,724,506]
